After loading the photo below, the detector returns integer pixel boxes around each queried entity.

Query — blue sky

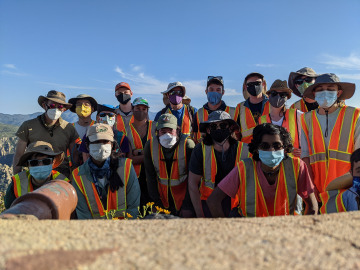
[1,0,360,115]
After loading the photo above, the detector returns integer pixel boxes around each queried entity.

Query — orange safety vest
[126,121,156,177]
[165,105,192,136]
[72,158,132,219]
[290,99,308,112]
[116,114,134,135]
[258,108,300,150]
[319,189,347,214]
[199,141,249,201]
[150,134,189,211]
[236,157,299,217]
[301,106,360,193]
[12,170,69,198]
[234,101,270,144]
[194,106,236,143]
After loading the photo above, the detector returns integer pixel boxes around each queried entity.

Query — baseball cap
[86,123,114,142]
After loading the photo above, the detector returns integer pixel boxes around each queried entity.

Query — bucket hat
[161,82,186,96]
[199,111,238,133]
[17,141,64,169]
[38,90,72,109]
[68,94,98,113]
[132,97,150,108]
[303,73,355,100]
[266,79,292,98]
[288,67,319,97]
[156,113,178,130]
[86,123,114,142]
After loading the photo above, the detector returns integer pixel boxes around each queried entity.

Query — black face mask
[247,84,263,97]
[116,93,131,105]
[304,99,319,111]
[210,129,230,143]
[269,95,287,108]
[133,110,147,121]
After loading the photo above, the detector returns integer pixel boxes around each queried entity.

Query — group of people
[3,67,360,219]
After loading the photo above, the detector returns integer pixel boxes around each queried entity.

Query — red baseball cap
[115,82,131,91]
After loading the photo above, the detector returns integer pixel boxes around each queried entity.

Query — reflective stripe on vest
[291,99,308,112]
[199,141,249,200]
[319,190,347,214]
[165,105,191,135]
[237,157,299,217]
[116,114,134,135]
[235,101,270,144]
[126,121,156,177]
[302,106,360,193]
[150,134,188,210]
[72,158,131,219]
[12,170,69,198]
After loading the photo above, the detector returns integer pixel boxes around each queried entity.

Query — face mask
[75,105,92,118]
[269,95,287,108]
[98,116,116,127]
[210,129,230,143]
[46,108,62,120]
[314,90,338,108]
[116,93,131,105]
[207,92,222,106]
[159,133,177,148]
[247,84,263,97]
[353,176,360,193]
[133,110,147,121]
[298,82,313,95]
[29,164,53,184]
[89,143,112,161]
[258,149,285,167]
[168,94,183,105]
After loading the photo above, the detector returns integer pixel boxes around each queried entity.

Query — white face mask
[99,116,116,127]
[159,133,177,149]
[89,143,112,161]
[46,108,62,120]
[314,90,338,108]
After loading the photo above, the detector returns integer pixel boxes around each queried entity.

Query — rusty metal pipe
[0,180,78,220]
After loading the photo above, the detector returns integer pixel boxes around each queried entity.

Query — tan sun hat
[266,79,292,98]
[161,82,186,96]
[17,141,64,168]
[38,90,72,109]
[68,94,98,113]
[288,67,319,97]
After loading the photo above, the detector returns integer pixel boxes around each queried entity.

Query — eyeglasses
[294,77,313,85]
[209,122,229,130]
[208,76,223,82]
[169,90,183,96]
[259,142,284,151]
[28,158,53,167]
[46,103,65,110]
[246,81,262,88]
[99,112,115,117]
[270,91,288,98]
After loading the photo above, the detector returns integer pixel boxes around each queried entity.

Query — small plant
[0,192,5,214]
[105,202,171,220]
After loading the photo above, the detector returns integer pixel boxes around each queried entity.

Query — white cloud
[1,70,27,76]
[3,64,16,69]
[337,73,360,80]
[320,53,360,70]
[255,64,275,68]
[131,65,142,72]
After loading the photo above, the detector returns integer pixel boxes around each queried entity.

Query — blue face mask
[314,90,338,108]
[353,176,360,193]
[29,164,53,182]
[258,149,285,167]
[207,92,222,106]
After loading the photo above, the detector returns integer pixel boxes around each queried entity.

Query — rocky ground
[0,212,359,270]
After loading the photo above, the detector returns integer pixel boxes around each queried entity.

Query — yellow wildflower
[163,209,171,215]
[126,213,133,218]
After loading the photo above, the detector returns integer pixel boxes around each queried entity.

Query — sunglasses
[246,81,262,88]
[99,112,115,117]
[259,142,284,151]
[208,76,223,82]
[28,157,53,167]
[294,77,313,85]
[47,103,65,110]
[209,122,229,130]
[169,90,183,96]
[270,91,288,98]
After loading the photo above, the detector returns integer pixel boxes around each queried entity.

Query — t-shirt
[342,187,359,211]
[16,114,79,177]
[218,157,314,216]
[73,122,90,141]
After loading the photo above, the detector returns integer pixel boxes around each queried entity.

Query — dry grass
[0,192,5,213]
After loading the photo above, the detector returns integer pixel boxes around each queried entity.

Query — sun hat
[132,97,150,108]
[115,82,131,91]
[266,79,292,98]
[156,113,178,130]
[303,73,355,100]
[199,111,238,133]
[288,67,319,97]
[161,82,186,96]
[38,90,72,109]
[68,94,98,113]
[86,123,114,142]
[17,141,64,169]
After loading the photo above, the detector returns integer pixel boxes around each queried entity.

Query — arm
[127,141,144,165]
[12,139,27,174]
[325,172,353,191]
[4,181,16,209]
[125,165,141,219]
[188,171,205,217]
[303,193,318,215]
[207,187,228,218]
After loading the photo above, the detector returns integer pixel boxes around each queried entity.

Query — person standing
[114,82,134,134]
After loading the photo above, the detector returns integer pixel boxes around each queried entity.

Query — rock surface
[1,212,359,269]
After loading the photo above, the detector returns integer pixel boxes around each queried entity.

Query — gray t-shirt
[74,122,90,140]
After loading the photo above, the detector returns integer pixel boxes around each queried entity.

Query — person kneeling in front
[71,123,140,219]
[207,123,318,217]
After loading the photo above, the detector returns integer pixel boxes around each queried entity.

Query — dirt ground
[0,212,359,270]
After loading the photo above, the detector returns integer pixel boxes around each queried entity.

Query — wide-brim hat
[288,67,319,97]
[303,73,355,100]
[161,82,186,96]
[38,90,72,109]
[199,111,238,133]
[266,79,292,98]
[17,141,64,169]
[68,94,98,113]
